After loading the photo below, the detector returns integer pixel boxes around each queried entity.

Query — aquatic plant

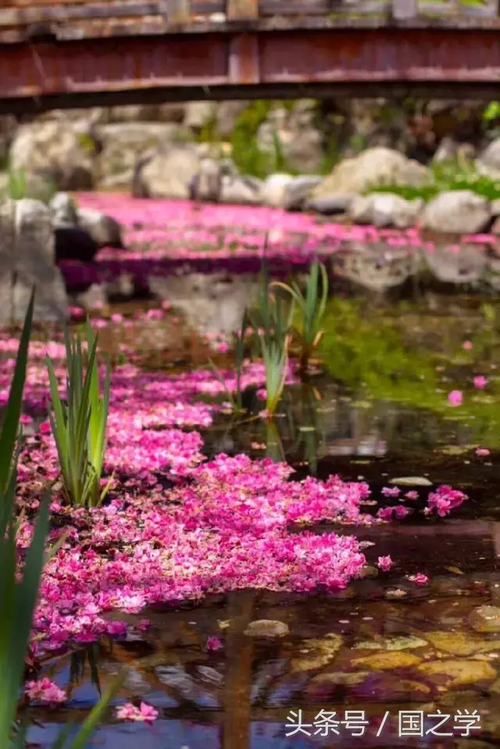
[46,323,111,508]
[0,297,121,748]
[0,293,39,748]
[260,334,290,418]
[272,260,329,374]
[208,313,248,414]
[252,263,294,352]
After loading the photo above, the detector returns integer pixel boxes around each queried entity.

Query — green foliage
[370,159,500,202]
[272,260,329,373]
[230,101,294,179]
[47,323,111,508]
[0,293,121,748]
[0,292,38,749]
[7,167,26,201]
[483,102,500,122]
[260,335,289,419]
[251,263,295,351]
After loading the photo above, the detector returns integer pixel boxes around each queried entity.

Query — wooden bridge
[2,0,500,113]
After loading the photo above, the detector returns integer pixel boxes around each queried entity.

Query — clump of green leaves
[272,260,329,374]
[46,323,111,508]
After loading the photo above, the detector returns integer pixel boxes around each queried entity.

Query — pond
[14,211,500,748]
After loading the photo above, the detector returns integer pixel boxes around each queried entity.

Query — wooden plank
[226,0,259,19]
[162,0,191,22]
[0,0,226,28]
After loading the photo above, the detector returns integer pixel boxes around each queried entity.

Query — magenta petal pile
[4,326,468,660]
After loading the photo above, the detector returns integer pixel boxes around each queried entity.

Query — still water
[26,291,500,748]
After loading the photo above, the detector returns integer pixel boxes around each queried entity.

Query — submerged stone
[418,659,496,687]
[354,636,428,651]
[353,651,422,670]
[389,476,432,486]
[427,631,500,657]
[244,620,290,638]
[291,634,343,672]
[469,606,500,633]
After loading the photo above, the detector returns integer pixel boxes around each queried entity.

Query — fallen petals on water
[25,678,66,704]
[448,390,463,407]
[473,375,488,389]
[207,636,223,651]
[407,572,429,586]
[116,702,159,723]
[377,555,393,571]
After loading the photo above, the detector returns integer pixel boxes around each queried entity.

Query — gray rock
[9,120,94,191]
[312,147,431,199]
[95,121,191,189]
[77,207,124,249]
[133,144,201,199]
[421,191,491,234]
[491,199,500,218]
[49,192,78,228]
[469,605,500,633]
[477,137,500,179]
[190,157,223,202]
[425,243,487,283]
[334,242,422,292]
[283,175,323,211]
[306,193,358,215]
[261,173,295,208]
[183,101,217,131]
[219,174,262,205]
[432,136,458,164]
[0,198,68,324]
[348,192,423,229]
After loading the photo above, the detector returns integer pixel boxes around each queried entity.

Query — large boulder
[9,120,95,192]
[420,191,491,234]
[311,147,431,199]
[132,144,201,199]
[348,192,424,229]
[0,198,68,323]
[94,122,191,190]
[477,137,500,179]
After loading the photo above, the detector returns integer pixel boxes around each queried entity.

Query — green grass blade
[0,290,34,493]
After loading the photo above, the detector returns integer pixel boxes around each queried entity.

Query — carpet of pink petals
[74,193,500,266]
[0,324,467,667]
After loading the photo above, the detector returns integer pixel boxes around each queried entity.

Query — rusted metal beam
[1,26,500,113]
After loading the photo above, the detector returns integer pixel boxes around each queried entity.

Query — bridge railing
[0,0,498,43]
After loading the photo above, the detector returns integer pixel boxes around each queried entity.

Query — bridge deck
[1,0,500,112]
